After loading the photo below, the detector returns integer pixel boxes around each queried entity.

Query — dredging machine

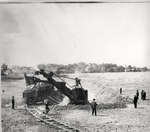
[23,69,88,105]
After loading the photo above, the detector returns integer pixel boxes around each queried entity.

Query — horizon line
[2,62,150,68]
[0,0,150,4]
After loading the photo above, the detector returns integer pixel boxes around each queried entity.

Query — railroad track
[26,106,80,132]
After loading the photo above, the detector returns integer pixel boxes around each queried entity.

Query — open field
[1,72,150,132]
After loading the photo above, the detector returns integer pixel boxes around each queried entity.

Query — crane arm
[36,70,74,101]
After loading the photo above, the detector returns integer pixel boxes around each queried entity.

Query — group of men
[133,89,147,108]
[90,88,148,115]
[10,88,147,115]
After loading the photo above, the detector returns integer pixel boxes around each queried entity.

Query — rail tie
[26,107,80,132]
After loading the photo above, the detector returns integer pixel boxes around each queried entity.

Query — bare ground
[2,100,150,132]
[2,73,150,132]
[1,106,60,132]
[57,100,150,132]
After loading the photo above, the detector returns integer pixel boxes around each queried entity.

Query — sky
[0,3,150,67]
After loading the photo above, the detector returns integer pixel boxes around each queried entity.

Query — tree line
[37,62,149,74]
[1,63,149,74]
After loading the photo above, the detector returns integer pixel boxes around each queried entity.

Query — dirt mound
[55,100,127,111]
[95,87,119,103]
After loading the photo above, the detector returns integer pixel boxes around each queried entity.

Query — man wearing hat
[90,99,97,116]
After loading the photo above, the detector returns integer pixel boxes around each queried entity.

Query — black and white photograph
[1,0,150,131]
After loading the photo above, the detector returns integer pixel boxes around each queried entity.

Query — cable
[53,73,75,88]
[95,85,106,99]
[54,73,76,80]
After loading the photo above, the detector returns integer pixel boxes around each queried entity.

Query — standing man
[143,91,146,100]
[12,96,15,109]
[141,90,144,100]
[133,95,138,108]
[136,90,139,100]
[75,78,82,88]
[44,99,50,114]
[120,88,122,94]
[90,99,97,116]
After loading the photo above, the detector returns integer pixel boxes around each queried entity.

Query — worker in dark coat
[120,88,122,94]
[44,99,50,114]
[12,96,15,109]
[90,99,97,116]
[141,90,144,100]
[75,78,82,88]
[136,90,139,100]
[143,91,146,100]
[133,95,138,108]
